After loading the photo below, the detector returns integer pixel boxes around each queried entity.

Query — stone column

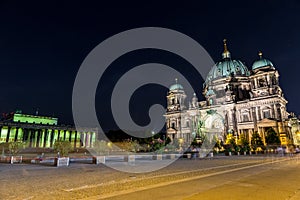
[6,127,11,143]
[29,129,34,147]
[18,128,23,142]
[63,130,66,141]
[40,129,45,148]
[57,130,61,141]
[14,127,19,142]
[273,104,278,119]
[89,133,93,148]
[252,107,258,132]
[36,130,40,148]
[43,129,48,148]
[74,131,77,149]
[34,130,38,148]
[85,133,90,147]
[69,131,72,142]
[23,128,28,143]
[254,78,258,88]
[81,132,85,147]
[50,129,55,148]
[232,109,238,134]
[261,128,266,145]
[266,74,270,86]
[45,129,50,147]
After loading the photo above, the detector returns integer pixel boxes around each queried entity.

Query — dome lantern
[205,39,249,85]
[222,39,231,59]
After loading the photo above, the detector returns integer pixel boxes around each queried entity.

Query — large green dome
[206,59,250,82]
[206,39,250,83]
[252,52,274,70]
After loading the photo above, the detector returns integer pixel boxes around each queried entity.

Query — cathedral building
[165,40,292,146]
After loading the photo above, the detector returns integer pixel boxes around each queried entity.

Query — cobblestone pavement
[0,155,296,200]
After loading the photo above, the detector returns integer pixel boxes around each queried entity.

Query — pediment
[258,118,277,123]
[167,127,177,132]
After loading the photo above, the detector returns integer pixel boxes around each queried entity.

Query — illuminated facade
[0,112,97,148]
[165,40,292,145]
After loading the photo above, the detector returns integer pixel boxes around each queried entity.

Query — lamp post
[178,138,184,152]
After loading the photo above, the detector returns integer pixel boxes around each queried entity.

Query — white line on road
[65,157,290,199]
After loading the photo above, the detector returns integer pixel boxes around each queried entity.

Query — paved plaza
[0,155,299,200]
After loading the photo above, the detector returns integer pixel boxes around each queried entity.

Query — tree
[54,141,72,157]
[0,142,9,156]
[94,140,110,155]
[165,137,172,145]
[226,133,236,145]
[213,135,223,152]
[171,138,180,149]
[295,130,300,144]
[8,141,25,156]
[265,128,281,146]
[251,132,264,151]
[225,133,236,152]
[164,143,176,152]
[122,139,140,153]
[238,134,250,152]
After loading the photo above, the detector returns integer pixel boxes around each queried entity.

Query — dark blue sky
[0,1,299,130]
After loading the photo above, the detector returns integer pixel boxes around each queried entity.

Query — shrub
[8,141,25,156]
[94,140,110,155]
[265,128,281,146]
[54,141,72,157]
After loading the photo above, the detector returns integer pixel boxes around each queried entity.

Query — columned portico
[0,112,98,149]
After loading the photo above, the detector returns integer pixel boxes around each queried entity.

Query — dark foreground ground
[0,155,299,200]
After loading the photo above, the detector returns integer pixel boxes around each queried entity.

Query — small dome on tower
[252,51,274,70]
[169,78,184,91]
[192,93,198,100]
[206,89,215,96]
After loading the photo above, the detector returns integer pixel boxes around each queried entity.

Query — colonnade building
[0,111,97,148]
[165,40,294,146]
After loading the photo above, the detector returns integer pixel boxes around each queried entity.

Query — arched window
[241,109,250,122]
[209,98,213,105]
[277,108,282,119]
[262,107,271,119]
[171,122,175,129]
[171,98,175,105]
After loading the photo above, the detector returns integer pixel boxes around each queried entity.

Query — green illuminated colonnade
[0,113,97,148]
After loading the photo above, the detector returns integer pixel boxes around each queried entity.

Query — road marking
[83,158,289,199]
[63,159,264,192]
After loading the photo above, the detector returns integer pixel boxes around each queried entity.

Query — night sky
[0,1,299,131]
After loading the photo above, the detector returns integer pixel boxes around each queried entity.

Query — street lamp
[178,138,184,151]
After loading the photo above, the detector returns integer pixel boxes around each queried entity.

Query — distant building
[0,111,97,148]
[165,40,294,146]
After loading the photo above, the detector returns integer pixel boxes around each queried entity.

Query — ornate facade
[165,40,292,146]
